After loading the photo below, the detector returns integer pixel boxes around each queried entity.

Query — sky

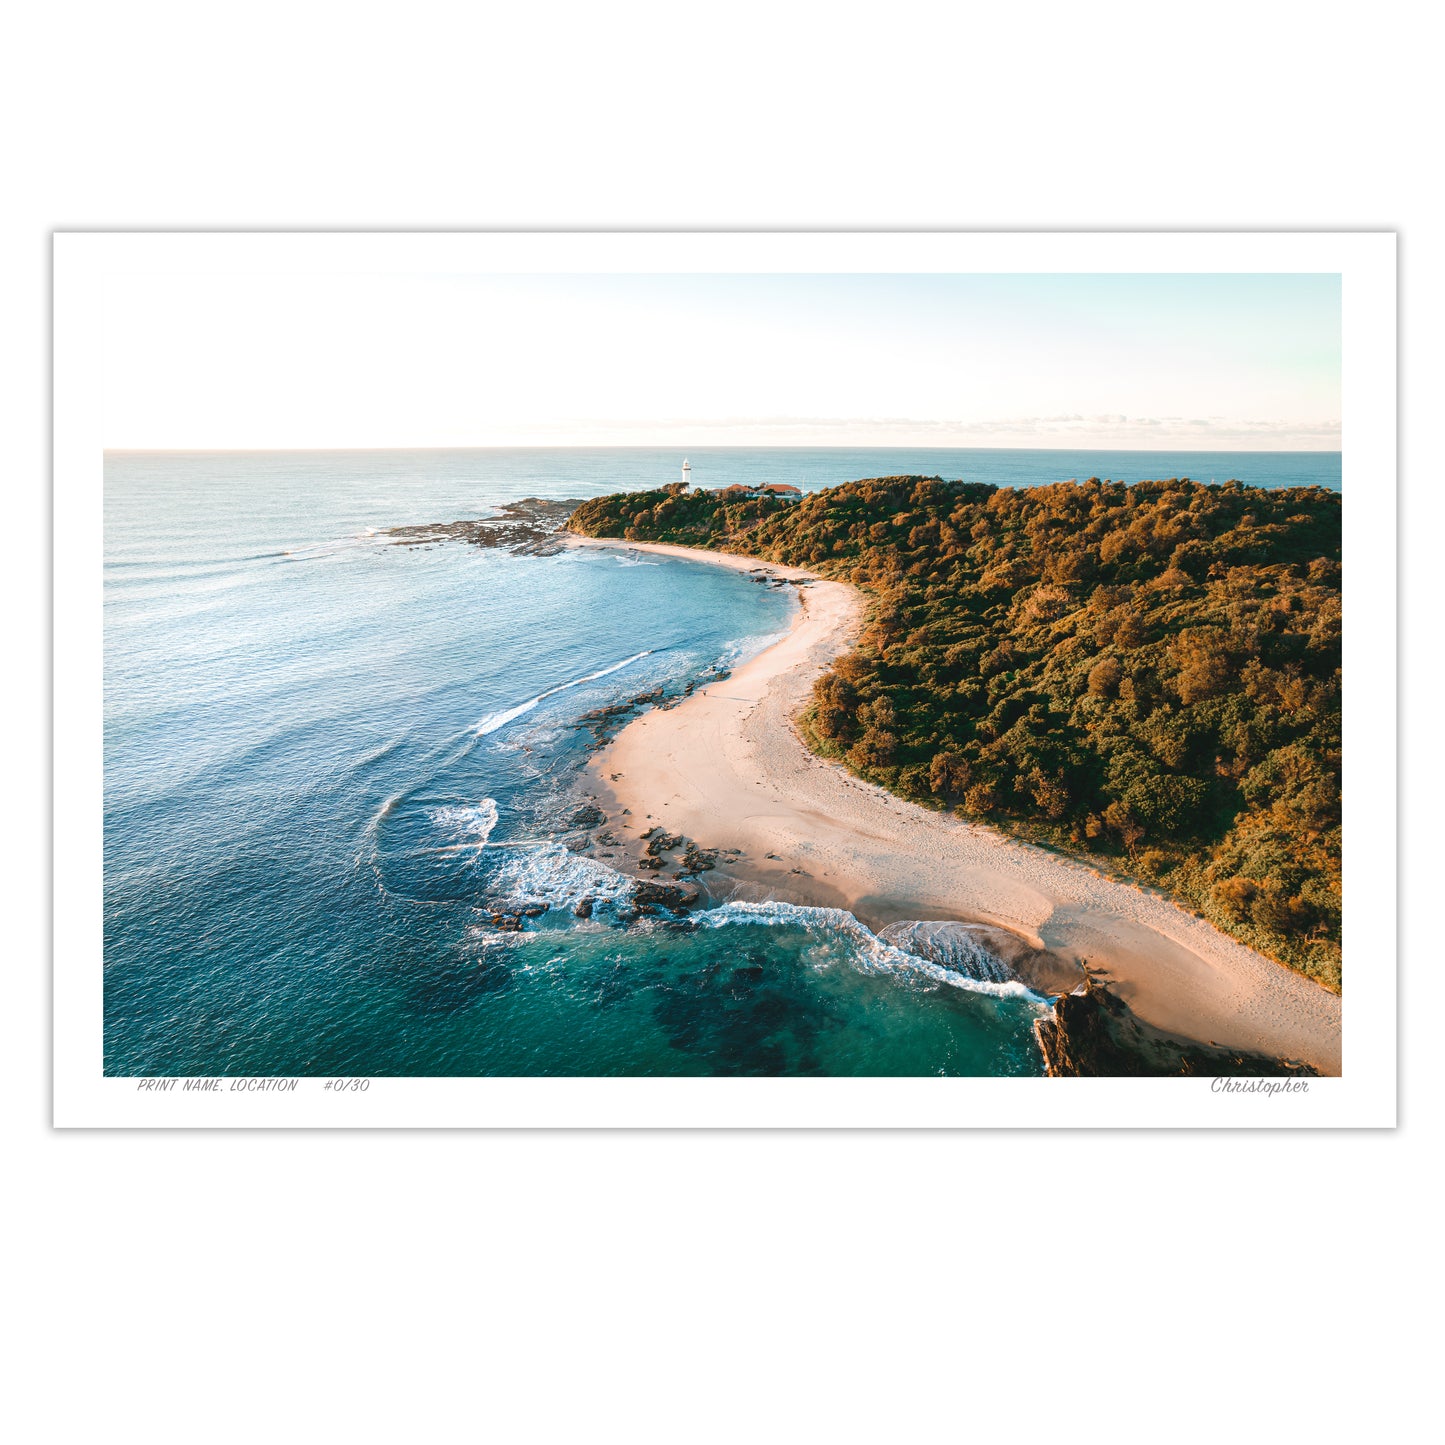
[103,272,1341,451]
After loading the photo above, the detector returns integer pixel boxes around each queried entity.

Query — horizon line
[103,443,1344,456]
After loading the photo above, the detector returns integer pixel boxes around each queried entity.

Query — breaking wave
[875,920,1016,985]
[475,697,544,736]
[478,849,1040,1000]
[715,628,789,670]
[430,797,500,849]
[476,649,654,735]
[696,900,1042,1000]
[277,529,385,562]
[489,842,637,911]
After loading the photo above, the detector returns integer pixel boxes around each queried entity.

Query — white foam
[490,842,637,910]
[577,649,655,684]
[717,628,789,670]
[876,920,1015,985]
[476,698,542,736]
[430,797,500,847]
[475,650,654,736]
[279,530,388,561]
[696,900,1042,1000]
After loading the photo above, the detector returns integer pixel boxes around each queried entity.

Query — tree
[1087,656,1123,698]
[1170,626,1232,704]
[568,474,1342,990]
[928,750,971,798]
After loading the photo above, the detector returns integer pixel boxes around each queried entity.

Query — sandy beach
[572,537,1343,1074]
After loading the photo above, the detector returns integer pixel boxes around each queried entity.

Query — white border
[54,231,1396,1128]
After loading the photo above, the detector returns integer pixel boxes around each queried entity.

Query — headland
[570,535,1342,1075]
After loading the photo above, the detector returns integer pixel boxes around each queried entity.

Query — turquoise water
[103,447,1339,1077]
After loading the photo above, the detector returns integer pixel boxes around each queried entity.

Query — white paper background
[54,229,1394,1128]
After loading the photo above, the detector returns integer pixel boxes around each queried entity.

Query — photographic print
[54,232,1396,1126]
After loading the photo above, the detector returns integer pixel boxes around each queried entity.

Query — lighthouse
[681,457,692,489]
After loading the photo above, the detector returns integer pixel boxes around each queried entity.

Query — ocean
[103,446,1341,1076]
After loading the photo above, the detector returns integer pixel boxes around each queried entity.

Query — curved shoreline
[570,535,1342,1074]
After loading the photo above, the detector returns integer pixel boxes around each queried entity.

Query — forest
[569,476,1343,991]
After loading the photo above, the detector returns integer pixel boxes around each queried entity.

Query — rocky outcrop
[1034,978,1318,1077]
[384,498,581,556]
[481,910,525,932]
[572,662,739,739]
[633,828,718,878]
[575,689,667,743]
[631,879,701,915]
[679,840,717,874]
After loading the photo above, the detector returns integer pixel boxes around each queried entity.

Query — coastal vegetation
[569,476,1343,991]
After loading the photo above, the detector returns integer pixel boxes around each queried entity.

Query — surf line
[475,650,655,736]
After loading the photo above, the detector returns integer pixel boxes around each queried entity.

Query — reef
[385,497,582,556]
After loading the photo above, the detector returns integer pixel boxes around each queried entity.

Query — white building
[681,457,692,488]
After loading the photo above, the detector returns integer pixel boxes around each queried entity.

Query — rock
[680,841,717,872]
[633,879,701,913]
[573,898,595,920]
[569,803,605,829]
[1034,978,1319,1077]
[382,498,582,556]
[563,835,591,853]
[575,688,668,744]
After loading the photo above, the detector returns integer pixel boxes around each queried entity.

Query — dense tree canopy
[570,476,1343,991]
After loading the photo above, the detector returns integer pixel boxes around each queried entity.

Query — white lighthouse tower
[681,457,692,489]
